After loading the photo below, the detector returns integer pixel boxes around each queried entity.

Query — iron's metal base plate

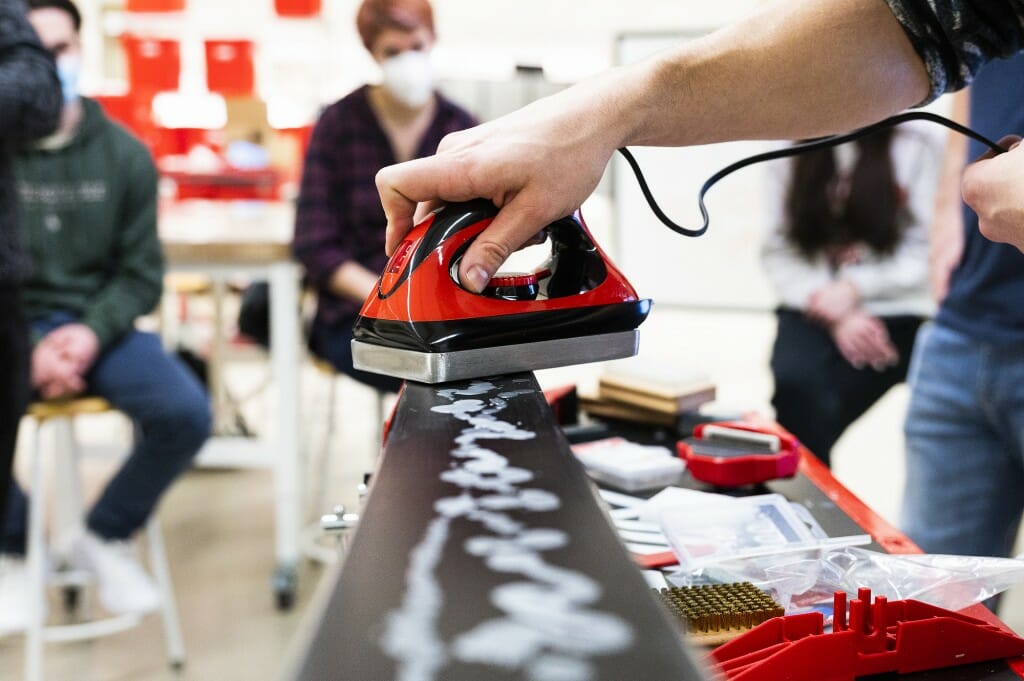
[352,329,639,383]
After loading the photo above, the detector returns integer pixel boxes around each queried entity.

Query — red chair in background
[122,35,180,94]
[274,0,321,17]
[125,0,185,11]
[205,40,255,98]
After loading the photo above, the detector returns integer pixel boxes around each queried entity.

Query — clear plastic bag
[654,489,869,570]
[668,546,1024,615]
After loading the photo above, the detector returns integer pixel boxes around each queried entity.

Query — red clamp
[677,422,799,487]
[710,588,1024,681]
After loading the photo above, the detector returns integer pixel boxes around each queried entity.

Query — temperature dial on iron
[483,272,539,301]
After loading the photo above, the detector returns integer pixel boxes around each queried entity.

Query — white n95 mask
[381,50,434,109]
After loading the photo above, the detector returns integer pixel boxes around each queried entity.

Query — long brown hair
[784,128,902,259]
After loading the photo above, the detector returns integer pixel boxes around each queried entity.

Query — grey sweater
[0,0,61,285]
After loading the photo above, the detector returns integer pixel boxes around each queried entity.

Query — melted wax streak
[380,381,633,681]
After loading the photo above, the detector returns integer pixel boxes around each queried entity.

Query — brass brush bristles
[656,583,784,639]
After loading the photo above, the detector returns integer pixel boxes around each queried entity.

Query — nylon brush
[655,582,785,646]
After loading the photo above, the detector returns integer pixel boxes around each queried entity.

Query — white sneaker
[73,532,161,616]
[0,554,33,634]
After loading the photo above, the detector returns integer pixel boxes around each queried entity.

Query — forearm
[589,0,931,151]
[327,261,379,303]
[82,162,163,348]
[81,272,162,348]
[842,244,929,301]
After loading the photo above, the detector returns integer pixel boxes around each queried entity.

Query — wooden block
[598,381,716,416]
[579,393,682,427]
[598,362,715,412]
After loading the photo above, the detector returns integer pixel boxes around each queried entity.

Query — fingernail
[464,265,490,292]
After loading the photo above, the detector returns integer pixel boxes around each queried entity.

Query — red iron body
[351,200,651,383]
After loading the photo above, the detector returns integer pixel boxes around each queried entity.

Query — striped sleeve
[884,0,1024,103]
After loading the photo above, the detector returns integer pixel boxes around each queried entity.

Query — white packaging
[571,437,685,492]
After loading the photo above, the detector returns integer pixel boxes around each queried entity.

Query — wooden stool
[299,360,389,565]
[24,398,185,681]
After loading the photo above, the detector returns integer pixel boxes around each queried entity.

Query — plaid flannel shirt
[293,85,477,326]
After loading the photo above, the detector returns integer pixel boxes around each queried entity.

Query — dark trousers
[770,308,923,467]
[2,312,211,554]
[310,316,403,393]
[0,285,30,540]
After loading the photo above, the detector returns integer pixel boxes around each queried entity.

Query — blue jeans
[2,313,211,554]
[901,322,1024,557]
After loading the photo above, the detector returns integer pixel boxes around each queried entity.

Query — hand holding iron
[377,77,631,293]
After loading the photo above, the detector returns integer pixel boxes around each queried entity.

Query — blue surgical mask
[56,55,81,104]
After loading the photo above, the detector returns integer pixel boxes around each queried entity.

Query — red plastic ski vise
[709,588,1024,680]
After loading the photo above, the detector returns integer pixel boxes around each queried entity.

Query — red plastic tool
[710,588,1024,681]
[677,422,800,488]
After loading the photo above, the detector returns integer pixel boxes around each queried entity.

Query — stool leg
[51,418,85,561]
[26,420,49,681]
[146,517,185,669]
[310,373,337,519]
[210,278,228,435]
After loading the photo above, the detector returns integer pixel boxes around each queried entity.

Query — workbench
[284,373,1024,680]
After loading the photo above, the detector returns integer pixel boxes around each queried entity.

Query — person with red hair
[292,0,476,391]
[356,0,433,53]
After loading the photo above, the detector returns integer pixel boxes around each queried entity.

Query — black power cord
[617,111,1008,238]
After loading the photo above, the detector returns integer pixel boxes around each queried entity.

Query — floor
[0,306,1021,680]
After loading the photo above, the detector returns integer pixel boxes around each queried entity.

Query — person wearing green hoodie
[0,0,210,632]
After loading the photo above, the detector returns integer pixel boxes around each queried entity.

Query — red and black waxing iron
[351,199,651,383]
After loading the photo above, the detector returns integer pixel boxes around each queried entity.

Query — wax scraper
[351,199,651,383]
[677,422,800,487]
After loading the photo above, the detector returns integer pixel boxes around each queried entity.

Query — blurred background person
[763,125,943,466]
[0,0,61,629]
[292,0,477,393]
[0,0,210,633]
[901,53,1024,565]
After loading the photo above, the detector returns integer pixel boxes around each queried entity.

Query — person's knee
[179,395,212,449]
[154,391,212,453]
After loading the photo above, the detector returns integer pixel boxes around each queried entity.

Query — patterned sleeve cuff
[883,0,1023,104]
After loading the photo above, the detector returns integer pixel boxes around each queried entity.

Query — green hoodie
[15,97,163,349]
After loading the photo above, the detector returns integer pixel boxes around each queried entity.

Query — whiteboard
[611,31,778,311]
